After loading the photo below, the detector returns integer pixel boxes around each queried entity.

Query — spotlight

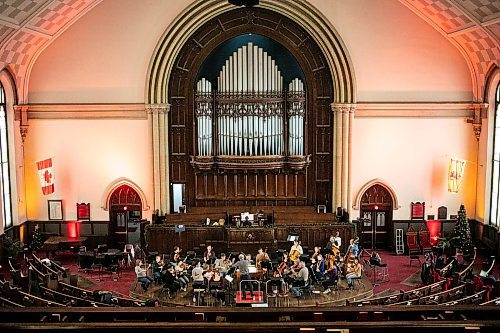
[228,0,259,7]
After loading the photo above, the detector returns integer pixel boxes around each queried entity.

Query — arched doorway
[108,184,142,249]
[359,184,393,249]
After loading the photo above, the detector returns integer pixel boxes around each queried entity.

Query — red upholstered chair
[406,225,421,266]
[418,225,433,254]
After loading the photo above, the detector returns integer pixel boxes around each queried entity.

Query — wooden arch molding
[101,177,150,211]
[353,179,400,211]
[145,0,356,104]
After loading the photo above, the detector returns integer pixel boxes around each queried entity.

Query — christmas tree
[32,224,43,253]
[453,204,473,254]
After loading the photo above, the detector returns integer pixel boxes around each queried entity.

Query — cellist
[289,240,303,261]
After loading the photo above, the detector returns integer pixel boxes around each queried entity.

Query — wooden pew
[57,282,145,307]
[390,284,466,306]
[442,289,487,306]
[480,296,500,305]
[39,285,110,307]
[0,296,24,307]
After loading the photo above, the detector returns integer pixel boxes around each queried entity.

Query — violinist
[333,231,342,249]
[325,235,335,253]
[289,240,303,261]
[290,261,309,297]
[162,264,181,294]
[311,246,322,261]
[152,255,165,281]
[172,246,182,265]
[214,253,232,276]
[208,269,226,304]
[174,260,190,291]
[203,245,216,265]
[311,253,325,283]
[346,238,359,258]
[135,259,153,291]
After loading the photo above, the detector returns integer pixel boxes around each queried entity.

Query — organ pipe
[196,43,305,159]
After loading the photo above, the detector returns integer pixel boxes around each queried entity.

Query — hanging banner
[448,158,466,193]
[36,158,54,195]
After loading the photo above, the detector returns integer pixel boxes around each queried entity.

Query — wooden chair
[406,225,421,266]
[418,225,433,253]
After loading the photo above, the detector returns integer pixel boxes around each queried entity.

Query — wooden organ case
[168,8,334,209]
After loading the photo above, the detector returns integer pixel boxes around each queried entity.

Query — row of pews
[349,248,499,307]
[2,254,145,308]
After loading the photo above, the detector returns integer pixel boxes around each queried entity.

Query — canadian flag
[36,158,54,195]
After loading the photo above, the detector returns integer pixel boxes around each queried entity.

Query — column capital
[146,103,171,114]
[331,103,356,114]
[466,102,488,141]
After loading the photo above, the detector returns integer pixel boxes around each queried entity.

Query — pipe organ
[192,42,310,171]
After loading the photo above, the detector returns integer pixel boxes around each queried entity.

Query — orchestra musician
[346,238,359,258]
[255,247,270,270]
[273,252,290,278]
[172,246,182,264]
[345,258,362,289]
[135,259,153,291]
[289,240,303,261]
[334,231,342,249]
[311,246,322,261]
[290,261,309,297]
[174,261,190,291]
[162,264,181,294]
[203,245,216,265]
[214,253,232,276]
[322,260,339,294]
[152,255,165,281]
[310,253,325,283]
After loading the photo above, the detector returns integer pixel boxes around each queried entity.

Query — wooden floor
[129,275,373,307]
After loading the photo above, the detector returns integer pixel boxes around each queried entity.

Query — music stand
[287,235,298,242]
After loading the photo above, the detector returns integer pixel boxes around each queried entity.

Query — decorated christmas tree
[32,224,43,253]
[453,204,473,254]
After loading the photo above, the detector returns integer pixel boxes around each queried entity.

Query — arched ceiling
[398,0,499,101]
[0,0,498,103]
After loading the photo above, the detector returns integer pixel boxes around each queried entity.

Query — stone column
[331,103,356,217]
[147,103,170,214]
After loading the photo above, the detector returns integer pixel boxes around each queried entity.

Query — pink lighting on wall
[67,221,81,239]
[426,220,441,245]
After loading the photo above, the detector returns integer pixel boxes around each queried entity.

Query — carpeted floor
[3,247,498,302]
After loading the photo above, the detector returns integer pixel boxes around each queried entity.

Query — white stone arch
[101,177,150,211]
[352,179,400,211]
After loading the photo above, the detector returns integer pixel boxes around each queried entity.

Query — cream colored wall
[352,116,478,220]
[309,0,473,101]
[29,0,193,103]
[24,0,477,222]
[28,0,472,103]
[23,118,153,221]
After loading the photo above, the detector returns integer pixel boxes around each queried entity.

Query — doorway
[171,183,185,213]
[108,184,142,249]
[359,184,393,250]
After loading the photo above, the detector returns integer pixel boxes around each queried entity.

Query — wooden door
[359,184,393,250]
[108,185,142,249]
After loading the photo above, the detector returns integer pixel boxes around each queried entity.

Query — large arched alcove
[146,0,356,212]
[168,7,334,208]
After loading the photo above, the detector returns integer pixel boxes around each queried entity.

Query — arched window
[490,83,500,226]
[0,83,12,229]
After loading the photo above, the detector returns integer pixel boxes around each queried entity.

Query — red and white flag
[36,158,54,195]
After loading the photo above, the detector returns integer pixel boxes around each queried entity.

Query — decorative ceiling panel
[459,0,500,22]
[29,0,90,35]
[0,24,16,45]
[0,0,47,25]
[411,0,472,33]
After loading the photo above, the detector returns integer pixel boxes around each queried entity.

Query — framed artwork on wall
[48,200,63,220]
[77,203,90,220]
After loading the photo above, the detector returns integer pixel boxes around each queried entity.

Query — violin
[274,261,288,277]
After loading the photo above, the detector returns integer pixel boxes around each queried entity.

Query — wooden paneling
[168,7,333,209]
[146,223,354,256]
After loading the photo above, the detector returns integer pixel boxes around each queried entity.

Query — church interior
[0,0,499,331]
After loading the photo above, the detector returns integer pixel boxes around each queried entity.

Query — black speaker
[228,0,259,7]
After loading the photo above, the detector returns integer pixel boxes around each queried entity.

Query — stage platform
[129,275,373,307]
